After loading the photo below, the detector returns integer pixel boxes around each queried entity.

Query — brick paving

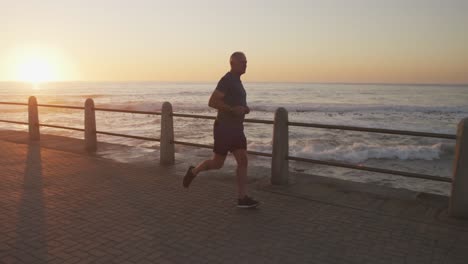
[1,136,468,263]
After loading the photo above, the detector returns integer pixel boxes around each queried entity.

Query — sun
[16,56,58,84]
[6,46,79,85]
[9,46,74,84]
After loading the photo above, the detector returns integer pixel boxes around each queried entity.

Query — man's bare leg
[232,149,248,199]
[184,153,226,188]
[192,153,226,175]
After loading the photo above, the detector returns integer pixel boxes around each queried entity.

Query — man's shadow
[14,142,48,263]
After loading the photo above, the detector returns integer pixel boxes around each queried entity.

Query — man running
[183,51,259,208]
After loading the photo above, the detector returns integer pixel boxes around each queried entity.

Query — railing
[1,96,467,218]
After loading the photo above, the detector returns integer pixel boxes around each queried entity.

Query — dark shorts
[213,121,247,156]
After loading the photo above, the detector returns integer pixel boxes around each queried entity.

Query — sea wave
[250,104,468,114]
[289,142,449,163]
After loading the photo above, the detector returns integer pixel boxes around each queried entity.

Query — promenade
[1,130,468,264]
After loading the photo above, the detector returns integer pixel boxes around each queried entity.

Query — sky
[1,0,467,84]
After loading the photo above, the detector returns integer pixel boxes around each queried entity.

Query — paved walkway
[1,134,468,263]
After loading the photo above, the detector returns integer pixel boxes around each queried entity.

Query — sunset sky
[1,0,467,84]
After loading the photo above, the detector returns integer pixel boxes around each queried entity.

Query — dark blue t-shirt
[215,72,247,125]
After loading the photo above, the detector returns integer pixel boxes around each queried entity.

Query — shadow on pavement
[15,142,48,263]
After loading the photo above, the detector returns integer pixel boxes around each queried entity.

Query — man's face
[231,54,247,75]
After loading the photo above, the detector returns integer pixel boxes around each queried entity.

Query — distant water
[1,81,467,195]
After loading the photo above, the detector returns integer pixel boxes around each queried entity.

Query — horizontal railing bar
[96,130,160,141]
[3,102,454,139]
[288,122,456,140]
[172,140,273,157]
[244,118,275,125]
[94,107,161,115]
[172,113,216,120]
[0,119,29,125]
[40,123,85,132]
[37,104,85,110]
[172,140,212,149]
[172,113,274,124]
[246,150,273,157]
[287,155,452,183]
[0,102,28,106]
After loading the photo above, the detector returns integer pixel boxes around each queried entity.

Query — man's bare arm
[209,90,249,116]
[208,90,232,112]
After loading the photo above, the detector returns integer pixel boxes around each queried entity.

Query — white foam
[288,142,444,163]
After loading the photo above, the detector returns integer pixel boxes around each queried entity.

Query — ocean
[1,81,467,195]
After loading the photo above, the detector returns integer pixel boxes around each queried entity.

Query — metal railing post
[271,107,289,185]
[450,117,468,218]
[160,102,175,165]
[28,96,40,141]
[84,98,97,152]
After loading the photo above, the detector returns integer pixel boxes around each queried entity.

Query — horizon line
[0,80,467,87]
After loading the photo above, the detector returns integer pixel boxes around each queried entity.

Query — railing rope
[84,98,97,152]
[160,102,175,165]
[271,107,289,185]
[28,96,40,141]
[450,117,468,218]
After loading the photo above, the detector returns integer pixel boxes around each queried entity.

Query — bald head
[229,51,247,76]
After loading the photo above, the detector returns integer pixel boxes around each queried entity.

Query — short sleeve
[215,77,229,94]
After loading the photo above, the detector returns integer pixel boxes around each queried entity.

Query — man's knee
[213,160,224,169]
[211,155,225,169]
[236,156,248,168]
